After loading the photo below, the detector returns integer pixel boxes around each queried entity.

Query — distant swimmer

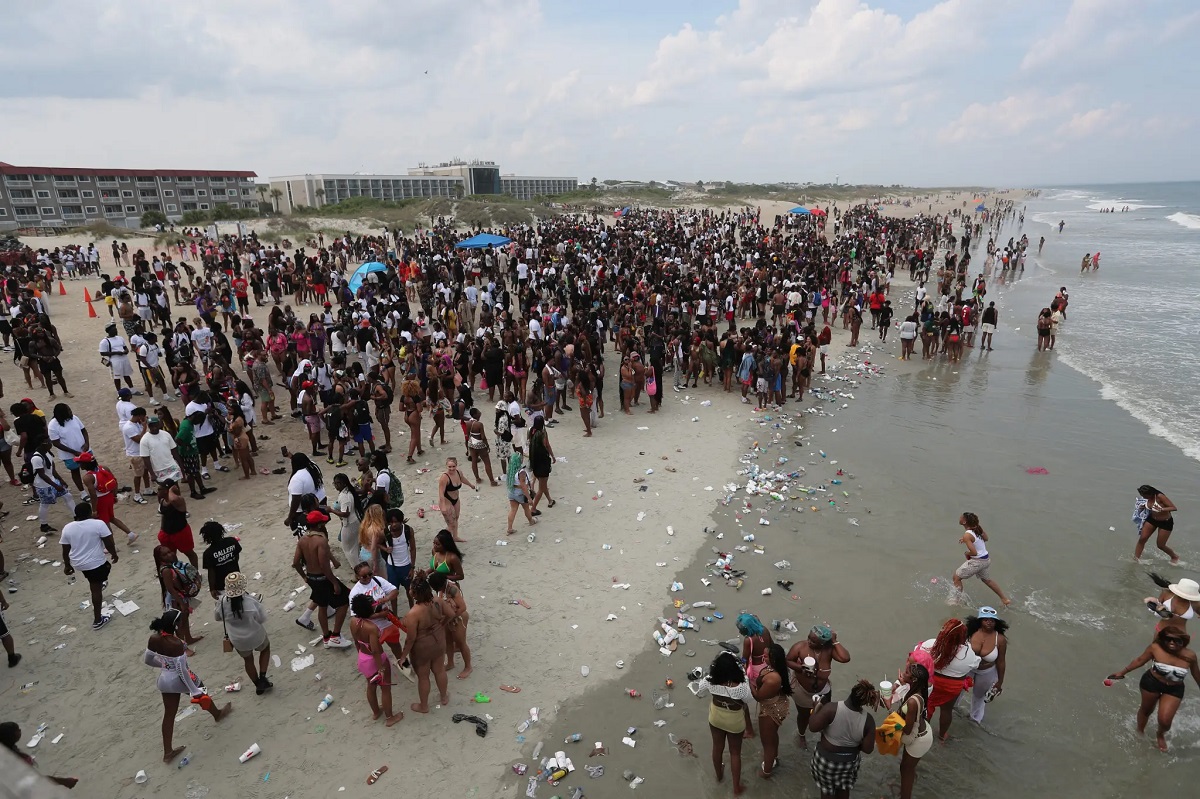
[1092,252,1100,271]
[1058,220,1065,233]
[1081,254,1091,274]
[1038,236,1045,254]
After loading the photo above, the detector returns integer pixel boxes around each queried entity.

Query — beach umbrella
[455,233,513,250]
[809,208,827,216]
[788,207,812,215]
[975,203,986,212]
[348,261,389,293]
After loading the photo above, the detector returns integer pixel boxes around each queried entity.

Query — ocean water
[1028,181,1200,460]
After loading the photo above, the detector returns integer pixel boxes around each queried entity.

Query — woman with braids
[918,618,981,741]
[808,679,878,799]
[965,606,1009,724]
[893,662,932,799]
[427,570,472,680]
[749,643,791,779]
[400,570,452,714]
[696,650,751,796]
[1134,484,1180,564]
[284,452,326,528]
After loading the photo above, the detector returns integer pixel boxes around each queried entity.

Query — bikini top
[980,632,1000,664]
[1170,599,1196,620]
[1152,661,1188,683]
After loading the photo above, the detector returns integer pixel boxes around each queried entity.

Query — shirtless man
[292,510,352,649]
[785,624,851,748]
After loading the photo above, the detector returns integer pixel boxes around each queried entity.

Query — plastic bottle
[317,694,334,712]
[532,741,545,759]
[177,755,191,769]
[565,733,582,743]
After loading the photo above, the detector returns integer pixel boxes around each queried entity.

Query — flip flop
[516,599,531,609]
[367,765,388,785]
[500,684,522,693]
[259,469,272,476]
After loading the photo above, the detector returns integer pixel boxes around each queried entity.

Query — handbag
[220,597,234,653]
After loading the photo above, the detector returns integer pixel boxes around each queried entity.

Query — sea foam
[1166,212,1200,230]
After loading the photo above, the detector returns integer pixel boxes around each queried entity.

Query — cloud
[0,0,1196,186]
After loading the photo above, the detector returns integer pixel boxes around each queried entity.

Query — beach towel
[1132,497,1149,534]
[874,711,906,756]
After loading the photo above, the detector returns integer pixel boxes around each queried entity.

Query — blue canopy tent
[347,261,388,293]
[975,203,987,212]
[455,233,512,250]
[788,207,812,215]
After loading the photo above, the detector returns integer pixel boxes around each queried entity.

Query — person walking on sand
[953,512,1012,606]
[60,502,119,631]
[213,572,273,695]
[1134,484,1180,564]
[143,608,232,763]
[292,510,353,649]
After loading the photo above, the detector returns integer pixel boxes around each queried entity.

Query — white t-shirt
[288,469,327,503]
[191,327,214,353]
[528,319,543,340]
[137,342,162,368]
[348,576,398,630]
[29,452,61,490]
[919,638,981,678]
[184,401,214,437]
[115,399,136,425]
[47,416,87,461]
[120,420,145,456]
[374,469,392,496]
[60,518,112,572]
[139,430,177,472]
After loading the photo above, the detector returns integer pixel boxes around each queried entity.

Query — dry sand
[0,190,987,797]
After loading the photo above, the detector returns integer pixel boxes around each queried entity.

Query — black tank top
[161,499,188,534]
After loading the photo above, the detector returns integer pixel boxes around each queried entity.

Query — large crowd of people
[0,193,1193,794]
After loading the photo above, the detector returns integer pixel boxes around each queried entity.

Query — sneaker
[741,396,750,404]
[150,398,161,406]
[295,617,316,631]
[255,676,267,695]
[132,494,147,504]
[165,394,177,402]
[40,524,57,533]
[323,634,352,649]
[92,616,111,631]
[7,653,20,668]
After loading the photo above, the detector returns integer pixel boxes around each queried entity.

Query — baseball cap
[118,388,132,398]
[74,451,96,465]
[305,510,330,525]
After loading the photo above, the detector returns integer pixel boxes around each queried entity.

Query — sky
[2,0,1197,187]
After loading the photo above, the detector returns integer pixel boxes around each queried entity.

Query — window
[85,206,98,214]
[61,205,84,216]
[210,177,225,184]
[77,175,91,183]
[121,190,134,198]
[104,205,122,215]
[139,189,158,198]
[182,203,197,211]
[96,175,117,184]
[162,190,174,197]
[57,189,79,199]
[4,174,31,182]
[0,209,6,217]
[166,204,177,212]
[178,176,193,184]
[100,189,119,200]
[14,207,37,218]
[197,190,207,196]
[242,188,251,196]
[142,203,161,212]
[228,202,240,209]
[159,176,172,183]
[40,207,56,216]
[137,176,156,185]
[199,203,210,210]
[33,175,47,182]
[118,176,131,183]
[180,189,195,197]
[9,189,33,199]
[36,190,50,199]
[81,190,94,198]
[125,205,138,213]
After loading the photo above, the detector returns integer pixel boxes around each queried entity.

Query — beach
[2,185,1198,799]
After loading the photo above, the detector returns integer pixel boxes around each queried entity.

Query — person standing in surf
[1133,485,1180,565]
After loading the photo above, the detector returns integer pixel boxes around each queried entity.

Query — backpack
[166,560,202,598]
[378,468,404,508]
[18,461,34,485]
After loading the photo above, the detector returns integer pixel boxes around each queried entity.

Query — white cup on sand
[239,743,261,763]
[134,770,148,784]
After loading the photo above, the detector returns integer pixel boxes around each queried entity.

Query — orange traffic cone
[84,287,97,318]
[59,280,67,295]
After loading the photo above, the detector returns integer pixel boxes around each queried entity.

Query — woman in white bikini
[965,606,1008,723]
[1108,628,1200,751]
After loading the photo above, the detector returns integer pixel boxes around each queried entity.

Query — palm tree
[590,177,598,191]
[256,185,268,204]
[314,187,325,207]
[270,188,283,213]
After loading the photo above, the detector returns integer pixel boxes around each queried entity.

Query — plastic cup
[239,743,261,763]
[134,770,148,784]
[879,680,893,699]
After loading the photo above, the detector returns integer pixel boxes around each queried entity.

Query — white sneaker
[150,398,161,406]
[164,394,177,402]
[323,635,352,649]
